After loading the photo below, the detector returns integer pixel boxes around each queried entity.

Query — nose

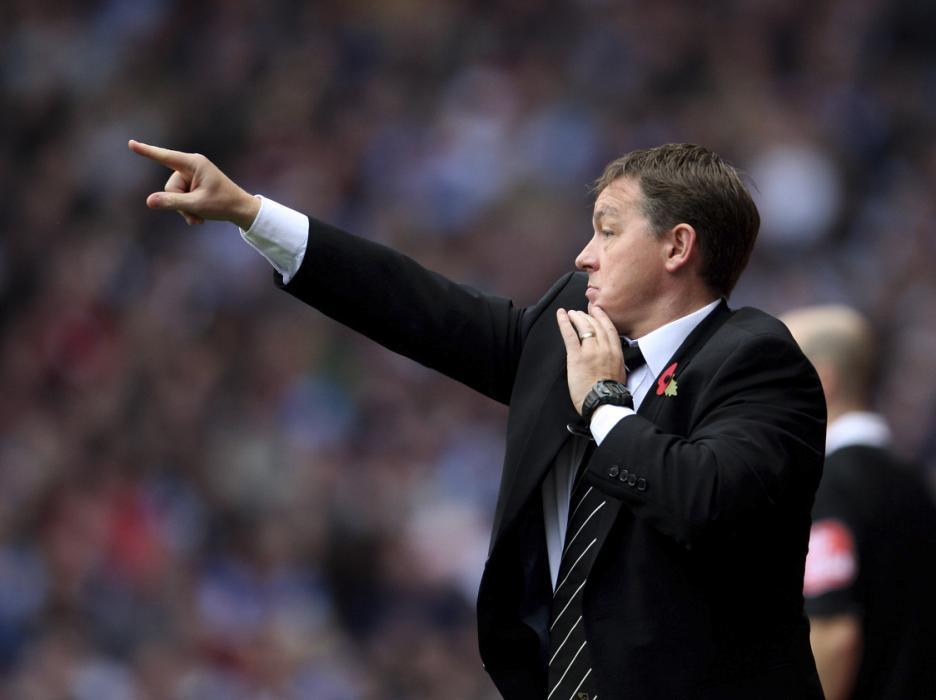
[575,235,597,271]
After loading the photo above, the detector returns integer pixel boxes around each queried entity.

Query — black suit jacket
[278,218,827,699]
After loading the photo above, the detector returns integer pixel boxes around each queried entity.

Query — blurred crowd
[1,0,935,697]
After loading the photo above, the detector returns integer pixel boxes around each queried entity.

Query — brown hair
[594,144,760,296]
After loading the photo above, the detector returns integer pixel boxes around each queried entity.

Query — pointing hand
[128,140,260,230]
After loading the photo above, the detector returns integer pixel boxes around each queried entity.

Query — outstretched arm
[128,140,260,229]
[130,140,567,404]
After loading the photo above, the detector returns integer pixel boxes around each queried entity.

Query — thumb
[146,191,198,212]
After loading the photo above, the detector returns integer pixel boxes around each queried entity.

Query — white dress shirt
[237,197,721,588]
[825,411,892,455]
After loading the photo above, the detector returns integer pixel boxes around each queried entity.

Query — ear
[662,223,697,273]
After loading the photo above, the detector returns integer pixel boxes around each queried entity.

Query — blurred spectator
[784,305,936,700]
[1,1,935,697]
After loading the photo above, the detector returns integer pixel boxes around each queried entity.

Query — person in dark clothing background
[784,304,936,700]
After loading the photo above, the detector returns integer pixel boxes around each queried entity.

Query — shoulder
[823,445,931,502]
[560,271,588,305]
[825,444,892,472]
[530,271,586,308]
[708,306,815,380]
[515,271,586,343]
[689,304,825,427]
[697,305,808,374]
[721,306,798,347]
[525,271,586,320]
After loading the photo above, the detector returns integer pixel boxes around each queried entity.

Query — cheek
[604,266,632,294]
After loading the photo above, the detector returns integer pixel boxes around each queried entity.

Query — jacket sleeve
[276,216,574,405]
[584,331,826,548]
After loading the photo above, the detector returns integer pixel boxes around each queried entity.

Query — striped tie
[547,343,645,700]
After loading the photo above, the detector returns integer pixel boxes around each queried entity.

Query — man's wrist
[232,192,262,230]
[581,379,633,422]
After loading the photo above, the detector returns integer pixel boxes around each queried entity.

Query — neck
[628,286,719,339]
[826,400,869,425]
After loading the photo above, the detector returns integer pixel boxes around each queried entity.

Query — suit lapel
[490,347,579,550]
[489,283,587,550]
[638,299,731,426]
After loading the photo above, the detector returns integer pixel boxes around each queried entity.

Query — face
[575,177,668,337]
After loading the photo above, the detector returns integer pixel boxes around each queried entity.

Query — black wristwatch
[581,379,633,422]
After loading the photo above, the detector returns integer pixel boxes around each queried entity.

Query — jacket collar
[637,298,731,424]
[632,298,722,385]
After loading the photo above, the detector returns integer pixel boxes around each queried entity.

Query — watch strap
[581,380,633,422]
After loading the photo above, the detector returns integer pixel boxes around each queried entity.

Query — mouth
[585,286,598,299]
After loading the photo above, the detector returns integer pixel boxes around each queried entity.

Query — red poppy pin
[656,362,678,397]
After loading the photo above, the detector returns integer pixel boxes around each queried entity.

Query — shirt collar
[626,298,722,379]
[825,411,892,455]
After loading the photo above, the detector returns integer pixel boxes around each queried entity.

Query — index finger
[128,140,196,173]
[556,309,582,355]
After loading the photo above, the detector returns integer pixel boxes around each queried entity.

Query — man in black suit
[130,140,826,699]
[784,305,936,700]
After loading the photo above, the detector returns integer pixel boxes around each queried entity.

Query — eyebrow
[592,206,621,226]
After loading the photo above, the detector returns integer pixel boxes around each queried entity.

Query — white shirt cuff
[590,404,636,445]
[239,196,309,283]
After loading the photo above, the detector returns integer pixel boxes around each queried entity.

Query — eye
[600,229,614,238]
